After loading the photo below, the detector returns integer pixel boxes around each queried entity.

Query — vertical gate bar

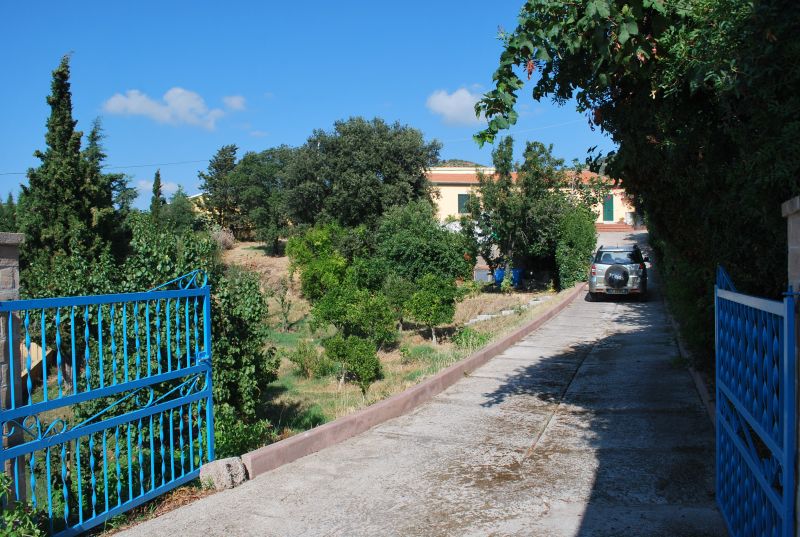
[61,441,68,526]
[174,300,181,372]
[70,307,76,395]
[55,308,62,398]
[134,302,141,380]
[166,299,172,372]
[29,448,36,508]
[46,445,52,530]
[76,437,83,524]
[110,304,117,385]
[197,399,203,466]
[193,297,199,365]
[84,306,90,392]
[188,398,194,473]
[203,288,214,462]
[783,292,796,537]
[169,409,175,481]
[41,308,47,401]
[146,301,152,378]
[714,285,721,514]
[156,301,162,375]
[89,433,96,517]
[115,425,121,506]
[7,311,14,409]
[159,411,165,487]
[184,297,190,368]
[123,303,129,383]
[149,414,155,492]
[98,305,104,389]
[126,422,133,502]
[102,429,109,512]
[178,404,185,476]
[24,310,31,405]
[137,417,144,496]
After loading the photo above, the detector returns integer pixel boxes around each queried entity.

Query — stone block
[0,268,17,290]
[199,457,248,491]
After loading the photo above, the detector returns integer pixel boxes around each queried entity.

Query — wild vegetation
[475,0,800,364]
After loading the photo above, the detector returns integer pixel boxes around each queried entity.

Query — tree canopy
[284,117,441,228]
[475,0,800,354]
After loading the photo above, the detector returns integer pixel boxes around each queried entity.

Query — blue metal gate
[0,271,214,535]
[715,267,795,537]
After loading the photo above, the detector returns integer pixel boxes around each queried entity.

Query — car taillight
[639,263,646,270]
[591,264,596,276]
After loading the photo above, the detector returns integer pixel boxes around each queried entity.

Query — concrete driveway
[121,232,725,536]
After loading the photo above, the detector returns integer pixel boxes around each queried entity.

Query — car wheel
[638,291,648,302]
[588,292,599,302]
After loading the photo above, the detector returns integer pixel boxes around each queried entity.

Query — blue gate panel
[0,271,214,536]
[715,273,795,537]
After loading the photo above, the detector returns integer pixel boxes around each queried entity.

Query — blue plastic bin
[493,268,522,288]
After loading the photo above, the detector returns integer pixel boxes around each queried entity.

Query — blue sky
[0,1,615,208]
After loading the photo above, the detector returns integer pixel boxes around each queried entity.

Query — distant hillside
[436,159,485,168]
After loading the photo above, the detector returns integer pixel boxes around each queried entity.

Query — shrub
[0,474,46,537]
[286,340,325,378]
[405,274,459,344]
[452,326,491,351]
[212,268,280,421]
[399,343,437,364]
[211,226,236,250]
[324,334,383,395]
[555,205,597,289]
[312,284,397,348]
[214,405,274,458]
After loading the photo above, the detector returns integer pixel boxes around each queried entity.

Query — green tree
[405,274,459,344]
[150,169,165,224]
[0,194,17,232]
[284,117,441,228]
[475,0,800,358]
[323,334,382,395]
[312,283,397,348]
[198,144,238,231]
[163,186,198,235]
[376,200,474,282]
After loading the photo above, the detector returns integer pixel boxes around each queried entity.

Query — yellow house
[427,166,638,229]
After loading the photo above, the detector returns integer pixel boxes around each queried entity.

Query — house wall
[592,188,637,224]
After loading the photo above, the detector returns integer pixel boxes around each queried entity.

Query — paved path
[122,232,726,536]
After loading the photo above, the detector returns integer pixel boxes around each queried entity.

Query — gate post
[782,196,800,536]
[0,232,24,501]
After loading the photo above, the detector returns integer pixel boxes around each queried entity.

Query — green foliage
[0,193,18,232]
[286,340,327,378]
[312,283,397,348]
[381,272,416,324]
[198,144,239,231]
[214,405,274,459]
[286,224,349,301]
[451,326,492,352]
[477,0,800,364]
[211,267,280,421]
[555,205,597,289]
[19,57,129,295]
[376,200,474,281]
[0,475,46,537]
[150,169,165,224]
[163,186,199,235]
[323,334,383,395]
[399,343,438,364]
[284,117,441,228]
[405,274,459,344]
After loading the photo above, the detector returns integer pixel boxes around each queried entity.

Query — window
[458,193,470,214]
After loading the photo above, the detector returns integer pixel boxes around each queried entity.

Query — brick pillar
[0,232,24,501]
[782,197,800,536]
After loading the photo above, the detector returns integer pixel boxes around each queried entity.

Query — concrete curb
[240,282,588,479]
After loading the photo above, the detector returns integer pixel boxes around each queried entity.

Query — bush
[324,334,383,395]
[555,205,597,289]
[399,343,437,364]
[452,326,491,351]
[212,268,280,420]
[405,274,459,344]
[312,284,397,348]
[214,405,274,458]
[286,340,327,378]
[211,226,236,250]
[0,475,46,537]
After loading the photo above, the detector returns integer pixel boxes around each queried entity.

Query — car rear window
[595,250,643,264]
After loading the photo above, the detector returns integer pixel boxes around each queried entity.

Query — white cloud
[137,179,179,196]
[426,88,484,126]
[249,130,268,137]
[103,87,225,130]
[222,95,246,111]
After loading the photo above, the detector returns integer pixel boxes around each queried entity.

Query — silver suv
[588,244,649,301]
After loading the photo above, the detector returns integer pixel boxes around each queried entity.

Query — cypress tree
[198,144,238,230]
[150,169,165,224]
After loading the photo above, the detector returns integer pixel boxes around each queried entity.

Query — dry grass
[454,289,554,324]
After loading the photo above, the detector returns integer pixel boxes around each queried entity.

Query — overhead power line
[0,159,209,177]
